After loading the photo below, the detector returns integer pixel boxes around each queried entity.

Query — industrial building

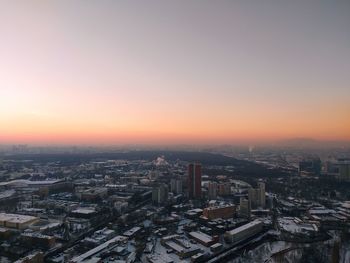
[21,232,56,248]
[123,226,142,238]
[70,235,128,263]
[0,213,39,230]
[224,220,263,244]
[0,179,72,194]
[203,205,236,220]
[161,235,201,259]
[13,251,44,263]
[70,207,97,219]
[188,231,219,247]
[77,187,108,201]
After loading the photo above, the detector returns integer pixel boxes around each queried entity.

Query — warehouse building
[224,220,263,244]
[188,231,219,247]
[0,213,39,230]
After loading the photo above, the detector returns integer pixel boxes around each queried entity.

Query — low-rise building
[70,207,97,219]
[21,232,56,248]
[14,251,44,263]
[278,217,319,236]
[77,187,108,201]
[210,242,223,253]
[203,205,235,220]
[70,235,128,263]
[0,213,39,230]
[188,231,219,247]
[161,235,200,259]
[224,220,263,244]
[123,226,142,238]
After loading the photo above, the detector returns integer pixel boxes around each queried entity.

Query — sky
[0,1,349,145]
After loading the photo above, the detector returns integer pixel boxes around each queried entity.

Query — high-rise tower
[188,163,202,199]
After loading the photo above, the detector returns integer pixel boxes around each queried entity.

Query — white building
[224,220,263,244]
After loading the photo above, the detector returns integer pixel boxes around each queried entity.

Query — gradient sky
[1,1,349,145]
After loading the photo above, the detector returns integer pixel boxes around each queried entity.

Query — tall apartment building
[208,181,217,200]
[326,159,350,181]
[239,197,251,218]
[248,182,265,209]
[217,183,231,196]
[170,179,183,194]
[188,163,202,199]
[152,184,169,205]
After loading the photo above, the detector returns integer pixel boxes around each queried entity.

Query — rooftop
[189,231,213,244]
[0,213,38,224]
[71,235,128,263]
[71,208,96,215]
[226,220,262,235]
[0,179,63,187]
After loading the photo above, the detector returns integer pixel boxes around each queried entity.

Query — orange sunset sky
[1,1,350,145]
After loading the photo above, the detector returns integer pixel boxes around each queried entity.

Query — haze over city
[1,2,350,263]
[1,1,350,145]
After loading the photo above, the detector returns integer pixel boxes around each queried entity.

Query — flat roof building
[70,235,128,263]
[224,220,263,244]
[203,205,235,220]
[123,226,141,238]
[189,231,219,247]
[0,213,39,230]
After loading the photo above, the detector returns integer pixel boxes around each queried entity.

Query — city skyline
[1,1,350,145]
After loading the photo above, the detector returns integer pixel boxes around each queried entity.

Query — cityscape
[0,145,349,262]
[1,1,350,263]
